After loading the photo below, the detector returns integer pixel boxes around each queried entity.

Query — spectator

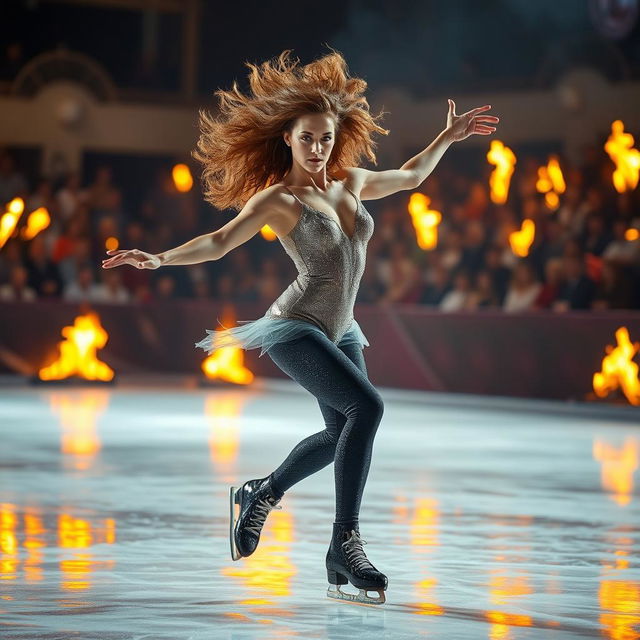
[439,229,464,273]
[81,165,123,233]
[553,255,596,311]
[0,237,23,283]
[439,269,472,311]
[0,264,36,301]
[0,149,28,204]
[533,257,564,310]
[378,240,422,304]
[420,262,451,306]
[601,219,640,266]
[482,245,511,304]
[227,247,258,302]
[465,269,500,309]
[256,257,282,304]
[92,269,130,304]
[580,213,613,257]
[155,274,176,300]
[592,260,635,310]
[356,263,384,304]
[459,220,487,273]
[503,261,542,312]
[24,235,63,298]
[56,171,86,223]
[63,264,100,303]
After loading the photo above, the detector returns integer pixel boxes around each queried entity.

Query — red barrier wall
[1,300,638,404]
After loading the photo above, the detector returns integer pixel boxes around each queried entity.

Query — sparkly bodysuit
[195,180,374,357]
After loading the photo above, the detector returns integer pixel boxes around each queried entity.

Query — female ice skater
[102,48,498,605]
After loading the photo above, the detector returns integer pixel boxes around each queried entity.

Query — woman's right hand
[101,249,162,270]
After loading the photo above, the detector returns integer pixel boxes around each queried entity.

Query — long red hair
[192,47,389,212]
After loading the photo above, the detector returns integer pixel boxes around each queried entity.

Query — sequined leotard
[195,180,374,357]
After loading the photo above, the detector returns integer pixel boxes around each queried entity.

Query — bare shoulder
[332,167,368,195]
[246,183,290,212]
[249,183,300,238]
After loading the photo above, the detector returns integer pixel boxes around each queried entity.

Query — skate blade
[229,486,241,561]
[327,584,386,605]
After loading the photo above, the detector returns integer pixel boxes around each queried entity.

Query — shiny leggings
[266,332,384,526]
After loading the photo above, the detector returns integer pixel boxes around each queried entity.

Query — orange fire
[201,308,254,384]
[39,311,114,382]
[593,327,640,406]
[20,207,51,241]
[172,163,193,192]
[260,225,278,241]
[0,197,25,249]
[509,219,535,257]
[487,140,516,204]
[407,193,442,250]
[604,120,640,193]
[536,155,566,211]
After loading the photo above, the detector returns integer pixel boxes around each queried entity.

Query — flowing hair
[191,47,389,212]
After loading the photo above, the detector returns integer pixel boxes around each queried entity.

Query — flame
[407,193,442,250]
[202,346,255,384]
[509,218,535,257]
[105,236,119,251]
[625,228,639,241]
[604,120,640,193]
[536,155,566,211]
[20,207,50,241]
[487,140,516,204]
[172,163,193,192]
[593,327,640,405]
[201,308,254,384]
[260,225,278,241]
[39,311,114,381]
[0,198,25,249]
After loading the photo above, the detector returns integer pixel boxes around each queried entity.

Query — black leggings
[266,331,384,526]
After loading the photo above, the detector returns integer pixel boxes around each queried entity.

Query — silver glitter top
[265,182,375,343]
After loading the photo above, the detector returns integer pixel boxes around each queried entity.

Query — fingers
[463,104,493,117]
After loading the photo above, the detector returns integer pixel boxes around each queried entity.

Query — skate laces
[245,496,282,536]
[342,530,375,572]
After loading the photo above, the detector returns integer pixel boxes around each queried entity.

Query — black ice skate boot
[325,522,388,605]
[229,475,282,561]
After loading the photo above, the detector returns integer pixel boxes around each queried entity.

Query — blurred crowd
[0,144,639,312]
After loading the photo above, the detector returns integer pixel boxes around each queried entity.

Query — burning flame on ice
[593,327,640,406]
[202,345,254,385]
[201,308,254,384]
[39,311,114,381]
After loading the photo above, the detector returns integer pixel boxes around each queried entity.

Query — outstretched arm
[102,188,282,270]
[351,100,499,200]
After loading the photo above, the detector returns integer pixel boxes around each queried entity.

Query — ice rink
[1,377,639,639]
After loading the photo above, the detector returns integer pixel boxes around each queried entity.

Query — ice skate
[325,522,388,605]
[229,475,282,561]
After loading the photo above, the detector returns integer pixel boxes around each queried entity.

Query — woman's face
[283,113,336,174]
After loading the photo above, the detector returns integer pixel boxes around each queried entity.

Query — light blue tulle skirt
[194,314,370,358]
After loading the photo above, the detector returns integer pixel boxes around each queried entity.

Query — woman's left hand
[446,99,499,142]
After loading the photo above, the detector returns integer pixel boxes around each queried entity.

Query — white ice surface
[0,380,639,639]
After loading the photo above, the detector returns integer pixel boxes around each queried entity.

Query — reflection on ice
[0,384,638,639]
